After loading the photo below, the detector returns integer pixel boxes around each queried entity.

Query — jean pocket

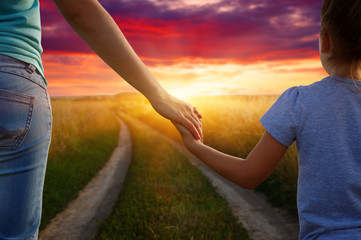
[0,89,34,151]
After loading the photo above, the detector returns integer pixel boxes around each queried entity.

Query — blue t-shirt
[260,76,361,239]
[0,0,44,78]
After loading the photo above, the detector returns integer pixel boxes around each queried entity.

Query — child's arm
[173,123,288,189]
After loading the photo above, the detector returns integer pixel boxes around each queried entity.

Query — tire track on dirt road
[39,116,131,240]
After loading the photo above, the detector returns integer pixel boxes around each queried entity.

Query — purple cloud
[40,0,322,63]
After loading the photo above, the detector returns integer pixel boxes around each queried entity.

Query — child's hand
[172,120,203,148]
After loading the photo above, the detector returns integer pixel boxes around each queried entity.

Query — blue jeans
[0,55,52,240]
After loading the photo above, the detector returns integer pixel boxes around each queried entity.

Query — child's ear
[320,29,331,54]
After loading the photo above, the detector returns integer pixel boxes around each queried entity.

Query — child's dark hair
[321,0,361,79]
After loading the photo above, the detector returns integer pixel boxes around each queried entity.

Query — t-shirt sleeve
[260,87,301,147]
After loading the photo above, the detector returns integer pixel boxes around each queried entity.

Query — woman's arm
[52,0,202,140]
[174,123,287,189]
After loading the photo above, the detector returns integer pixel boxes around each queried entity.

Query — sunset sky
[40,0,327,98]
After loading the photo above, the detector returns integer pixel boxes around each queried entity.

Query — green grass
[40,98,119,229]
[95,114,250,240]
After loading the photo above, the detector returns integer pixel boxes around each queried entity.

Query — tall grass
[41,97,119,229]
[114,93,299,216]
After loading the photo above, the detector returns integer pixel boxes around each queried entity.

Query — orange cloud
[43,53,326,98]
[43,53,134,96]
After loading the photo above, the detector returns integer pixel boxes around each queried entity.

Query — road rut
[39,116,132,240]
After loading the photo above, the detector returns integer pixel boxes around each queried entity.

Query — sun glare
[168,88,200,100]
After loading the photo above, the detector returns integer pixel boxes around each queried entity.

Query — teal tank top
[0,0,45,80]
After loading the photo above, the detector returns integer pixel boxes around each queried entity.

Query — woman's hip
[0,54,52,239]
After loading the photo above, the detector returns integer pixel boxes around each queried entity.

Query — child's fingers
[172,121,184,131]
[172,121,191,135]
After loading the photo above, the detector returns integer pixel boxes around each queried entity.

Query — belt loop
[26,64,36,74]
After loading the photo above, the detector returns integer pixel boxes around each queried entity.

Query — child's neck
[327,64,359,80]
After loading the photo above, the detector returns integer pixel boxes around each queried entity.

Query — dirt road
[39,116,132,240]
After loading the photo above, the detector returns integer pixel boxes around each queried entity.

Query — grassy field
[40,96,120,229]
[95,114,250,240]
[114,93,299,215]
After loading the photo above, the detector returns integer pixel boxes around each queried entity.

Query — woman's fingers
[184,109,203,142]
[190,106,203,142]
[181,104,202,141]
[193,107,202,119]
[194,121,203,142]
[182,117,201,141]
[184,103,201,123]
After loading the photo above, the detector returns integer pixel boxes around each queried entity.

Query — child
[173,0,361,239]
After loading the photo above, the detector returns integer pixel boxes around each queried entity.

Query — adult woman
[0,0,202,239]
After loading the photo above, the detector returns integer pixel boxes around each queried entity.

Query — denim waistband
[0,54,46,90]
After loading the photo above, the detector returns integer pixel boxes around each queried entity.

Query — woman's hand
[150,92,203,141]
